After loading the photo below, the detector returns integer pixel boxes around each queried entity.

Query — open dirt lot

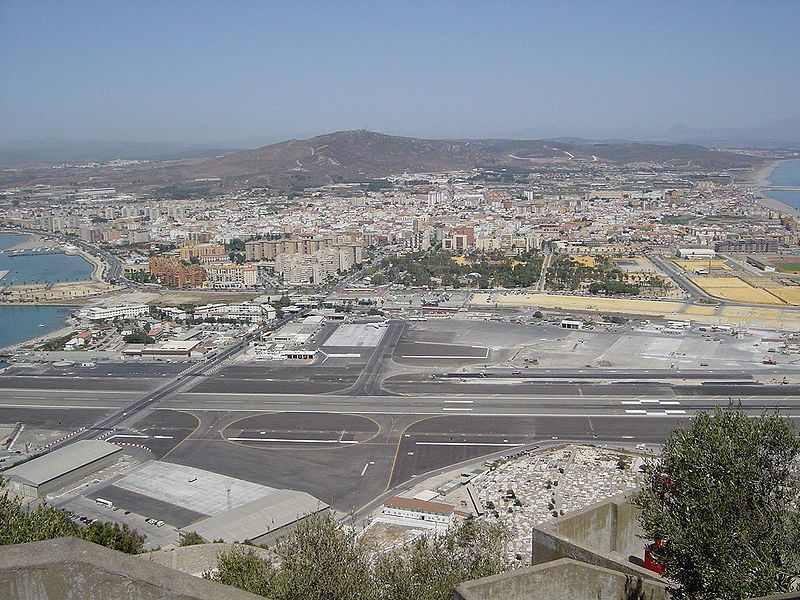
[469,292,800,330]
[689,276,785,305]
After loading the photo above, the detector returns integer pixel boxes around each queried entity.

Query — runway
[3,316,800,512]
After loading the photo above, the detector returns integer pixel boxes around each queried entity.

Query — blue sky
[1,0,798,145]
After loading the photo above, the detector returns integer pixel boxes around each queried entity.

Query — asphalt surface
[4,315,800,512]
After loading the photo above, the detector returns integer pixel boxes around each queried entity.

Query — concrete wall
[0,537,264,600]
[454,558,670,600]
[547,496,617,553]
[531,494,657,581]
[614,497,644,558]
[141,543,275,577]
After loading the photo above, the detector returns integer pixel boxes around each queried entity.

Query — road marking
[620,401,640,405]
[152,435,174,439]
[415,441,523,447]
[660,401,681,405]
[640,399,660,404]
[0,403,117,409]
[442,407,473,411]
[625,409,648,414]
[664,410,687,415]
[108,434,149,439]
[227,437,359,444]
[402,355,489,359]
[360,462,369,476]
[443,400,474,404]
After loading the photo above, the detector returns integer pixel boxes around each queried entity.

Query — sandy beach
[0,322,76,355]
[741,160,799,216]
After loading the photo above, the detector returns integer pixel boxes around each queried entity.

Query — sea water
[765,159,800,210]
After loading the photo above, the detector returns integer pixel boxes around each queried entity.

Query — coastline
[743,159,799,216]
[0,229,118,304]
[0,322,76,356]
[0,308,77,356]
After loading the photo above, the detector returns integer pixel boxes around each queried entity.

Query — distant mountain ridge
[174,129,760,187]
[0,130,766,191]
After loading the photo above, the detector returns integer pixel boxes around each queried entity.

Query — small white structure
[383,496,455,524]
[560,318,584,330]
[677,248,716,259]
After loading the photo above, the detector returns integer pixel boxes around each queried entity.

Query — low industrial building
[560,318,584,330]
[382,496,455,524]
[140,340,206,357]
[4,440,122,499]
[746,255,776,272]
[187,490,329,546]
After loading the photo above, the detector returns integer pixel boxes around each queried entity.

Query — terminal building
[4,440,122,499]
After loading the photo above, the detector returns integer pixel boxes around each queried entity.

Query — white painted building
[382,496,455,524]
[195,303,275,323]
[677,248,716,259]
[85,305,149,321]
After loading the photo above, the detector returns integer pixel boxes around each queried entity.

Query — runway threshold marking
[227,437,359,444]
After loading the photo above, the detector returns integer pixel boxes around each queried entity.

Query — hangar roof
[190,490,328,543]
[5,440,121,487]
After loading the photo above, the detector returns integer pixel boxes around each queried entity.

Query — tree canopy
[206,512,509,600]
[633,409,800,600]
[0,477,144,554]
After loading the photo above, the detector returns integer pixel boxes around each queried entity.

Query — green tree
[373,518,508,600]
[81,521,145,554]
[1,478,145,554]
[179,531,206,546]
[206,512,509,600]
[633,409,800,600]
[0,485,78,545]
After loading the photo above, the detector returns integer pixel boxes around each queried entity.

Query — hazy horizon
[2,1,799,147]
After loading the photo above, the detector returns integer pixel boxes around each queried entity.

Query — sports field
[776,261,800,274]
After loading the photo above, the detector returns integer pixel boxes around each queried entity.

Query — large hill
[0,130,764,191]
[176,130,761,187]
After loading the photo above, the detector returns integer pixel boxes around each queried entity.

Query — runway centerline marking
[227,437,359,444]
[415,441,523,447]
